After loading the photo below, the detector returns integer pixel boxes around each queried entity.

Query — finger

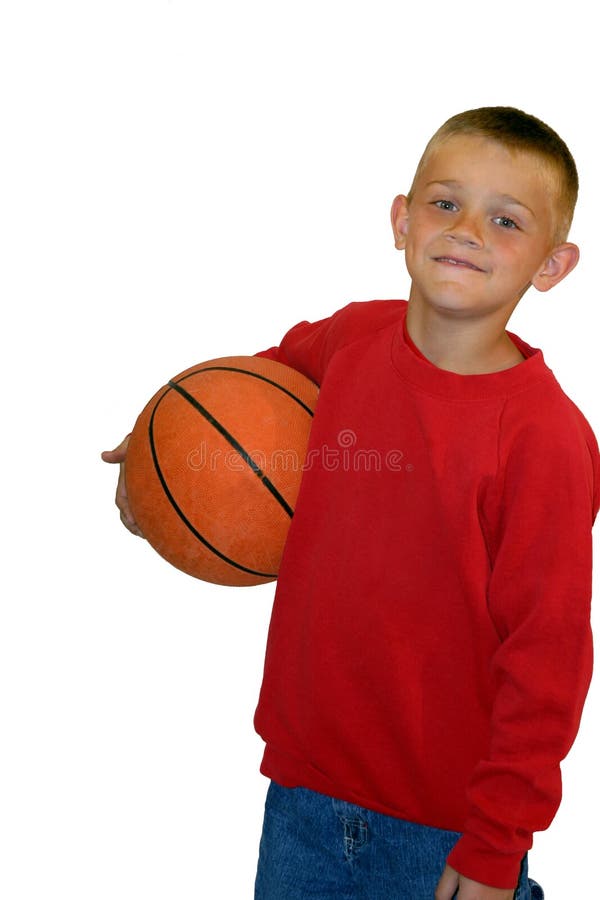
[119,508,145,538]
[116,481,144,537]
[114,465,145,538]
[435,865,460,900]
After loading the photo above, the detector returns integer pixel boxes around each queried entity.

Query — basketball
[125,355,319,586]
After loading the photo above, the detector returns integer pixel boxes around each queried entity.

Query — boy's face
[391,135,578,323]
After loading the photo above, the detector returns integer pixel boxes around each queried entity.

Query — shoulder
[311,298,407,348]
[330,298,407,327]
[279,299,407,384]
[502,372,597,452]
[499,374,600,519]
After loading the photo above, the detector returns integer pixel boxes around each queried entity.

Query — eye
[493,215,519,229]
[433,199,457,212]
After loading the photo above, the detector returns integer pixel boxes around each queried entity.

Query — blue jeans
[255,782,544,899]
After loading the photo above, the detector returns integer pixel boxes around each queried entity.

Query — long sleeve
[447,403,600,887]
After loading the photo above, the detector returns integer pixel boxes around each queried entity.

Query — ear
[390,194,410,250]
[531,242,580,292]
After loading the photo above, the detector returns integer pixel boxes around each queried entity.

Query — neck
[405,299,525,375]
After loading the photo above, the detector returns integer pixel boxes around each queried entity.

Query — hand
[435,865,515,900]
[101,434,145,537]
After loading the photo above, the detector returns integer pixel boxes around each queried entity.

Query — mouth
[433,256,485,273]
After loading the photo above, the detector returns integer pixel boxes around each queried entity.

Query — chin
[423,292,480,316]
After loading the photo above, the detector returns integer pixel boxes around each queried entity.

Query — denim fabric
[255,782,544,899]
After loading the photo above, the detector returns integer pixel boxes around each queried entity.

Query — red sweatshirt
[253,299,599,888]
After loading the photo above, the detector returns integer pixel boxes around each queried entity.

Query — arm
[104,300,405,533]
[100,314,334,535]
[100,311,338,535]
[100,311,337,534]
[254,309,338,382]
[446,413,599,888]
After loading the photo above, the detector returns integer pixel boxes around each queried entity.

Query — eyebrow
[426,180,536,217]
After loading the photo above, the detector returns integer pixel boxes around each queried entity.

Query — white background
[1,1,598,897]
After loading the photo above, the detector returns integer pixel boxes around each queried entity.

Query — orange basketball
[125,356,319,586]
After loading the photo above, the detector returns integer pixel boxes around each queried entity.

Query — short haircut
[408,107,578,243]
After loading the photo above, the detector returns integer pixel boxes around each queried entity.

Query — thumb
[101,433,131,464]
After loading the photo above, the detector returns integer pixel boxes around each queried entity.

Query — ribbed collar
[390,301,553,402]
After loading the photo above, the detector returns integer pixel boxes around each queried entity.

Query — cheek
[405,218,433,255]
[492,241,544,288]
[493,238,532,271]
[403,228,426,265]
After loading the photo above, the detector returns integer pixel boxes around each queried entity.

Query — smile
[433,256,485,272]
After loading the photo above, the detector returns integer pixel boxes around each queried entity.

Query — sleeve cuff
[446,833,528,890]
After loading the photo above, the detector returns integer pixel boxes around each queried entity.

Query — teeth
[437,257,476,269]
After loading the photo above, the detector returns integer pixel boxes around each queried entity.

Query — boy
[103,108,599,899]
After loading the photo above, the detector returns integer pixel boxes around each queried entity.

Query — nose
[445,212,483,248]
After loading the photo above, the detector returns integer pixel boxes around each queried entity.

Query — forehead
[416,134,556,206]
